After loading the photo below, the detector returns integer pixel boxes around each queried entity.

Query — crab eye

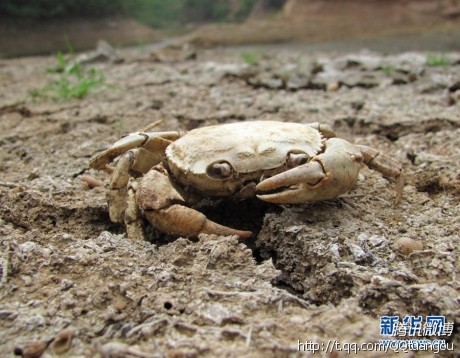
[207,161,233,179]
[287,152,310,168]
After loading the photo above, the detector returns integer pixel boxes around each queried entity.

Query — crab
[89,121,402,240]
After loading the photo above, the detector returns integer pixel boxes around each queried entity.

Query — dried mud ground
[0,45,459,357]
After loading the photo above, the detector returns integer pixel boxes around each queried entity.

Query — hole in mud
[250,247,265,264]
[406,152,417,165]
[200,199,270,235]
[14,347,24,356]
[50,217,57,227]
[143,198,279,264]
[413,171,452,195]
[385,133,400,141]
[416,178,444,194]
[200,198,280,264]
[163,301,173,310]
[270,276,303,297]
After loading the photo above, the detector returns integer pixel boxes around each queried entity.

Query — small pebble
[80,174,102,189]
[50,327,76,354]
[14,340,51,358]
[392,237,423,255]
[60,279,74,291]
[327,81,340,92]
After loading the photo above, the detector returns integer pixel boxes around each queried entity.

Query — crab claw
[257,138,367,204]
[256,161,326,203]
[138,166,253,239]
[143,204,253,239]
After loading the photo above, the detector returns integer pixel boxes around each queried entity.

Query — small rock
[327,81,340,92]
[329,243,341,262]
[347,243,367,261]
[76,40,121,64]
[368,235,387,248]
[285,225,305,233]
[60,279,74,291]
[150,43,196,63]
[50,327,76,354]
[80,174,102,189]
[201,303,231,325]
[392,237,423,255]
[14,339,52,358]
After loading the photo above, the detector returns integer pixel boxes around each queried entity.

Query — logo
[379,315,454,337]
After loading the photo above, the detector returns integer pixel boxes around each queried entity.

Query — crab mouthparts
[255,162,325,201]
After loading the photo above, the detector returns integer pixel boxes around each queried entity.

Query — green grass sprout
[31,50,105,100]
[241,52,259,65]
[426,53,449,67]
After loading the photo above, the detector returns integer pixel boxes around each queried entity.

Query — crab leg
[123,185,145,241]
[356,144,404,203]
[89,131,184,239]
[107,153,132,223]
[356,145,402,179]
[106,147,165,218]
[89,131,180,170]
[137,165,252,239]
[105,145,178,240]
[102,149,155,240]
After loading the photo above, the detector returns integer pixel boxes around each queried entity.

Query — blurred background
[1,0,459,57]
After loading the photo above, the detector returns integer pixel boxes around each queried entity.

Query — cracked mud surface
[0,46,459,357]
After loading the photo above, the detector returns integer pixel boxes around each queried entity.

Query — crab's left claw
[137,166,252,239]
[89,131,180,170]
[257,138,401,204]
